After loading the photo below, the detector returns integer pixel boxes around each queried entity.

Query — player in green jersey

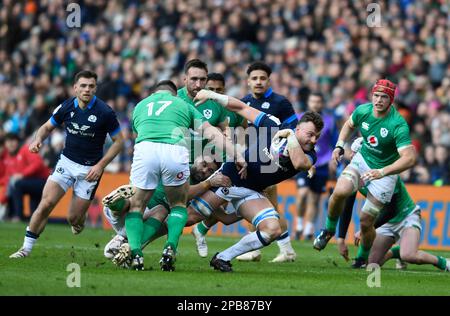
[337,138,449,271]
[177,59,230,163]
[122,80,244,271]
[314,79,417,263]
[102,155,232,263]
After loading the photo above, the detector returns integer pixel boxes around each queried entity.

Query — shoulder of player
[94,97,117,115]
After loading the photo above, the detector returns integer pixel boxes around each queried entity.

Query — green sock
[390,245,401,259]
[197,221,210,235]
[165,206,188,252]
[108,198,125,213]
[325,216,338,233]
[436,256,447,270]
[125,212,144,257]
[357,244,371,260]
[141,217,162,246]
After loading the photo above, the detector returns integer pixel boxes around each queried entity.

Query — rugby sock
[141,217,162,245]
[108,198,125,213]
[218,231,271,261]
[276,230,294,253]
[296,216,303,232]
[23,227,39,253]
[125,212,144,257]
[390,245,401,259]
[141,224,168,249]
[165,206,188,252]
[325,216,338,233]
[357,244,371,261]
[303,221,315,237]
[436,256,447,270]
[196,221,210,236]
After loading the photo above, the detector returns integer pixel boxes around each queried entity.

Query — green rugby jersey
[351,103,411,169]
[132,90,205,146]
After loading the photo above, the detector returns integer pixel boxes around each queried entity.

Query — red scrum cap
[371,79,396,104]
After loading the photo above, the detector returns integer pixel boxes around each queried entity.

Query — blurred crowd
[0,0,449,187]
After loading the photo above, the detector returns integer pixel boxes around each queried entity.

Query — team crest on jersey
[261,102,270,109]
[221,187,229,195]
[367,135,378,147]
[176,172,184,180]
[56,167,64,174]
[203,109,212,119]
[70,112,74,118]
[362,122,369,130]
[88,115,97,123]
[380,128,388,138]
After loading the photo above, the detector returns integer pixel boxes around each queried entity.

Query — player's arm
[361,145,416,182]
[194,89,263,124]
[85,131,124,182]
[332,117,356,164]
[29,119,56,153]
[288,144,314,171]
[197,121,247,178]
[381,145,416,176]
[188,173,231,200]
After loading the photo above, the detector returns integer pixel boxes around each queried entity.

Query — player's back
[132,91,204,146]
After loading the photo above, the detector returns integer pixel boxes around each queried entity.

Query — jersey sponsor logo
[367,135,378,147]
[362,122,369,130]
[203,109,212,119]
[67,122,95,137]
[88,115,97,123]
[261,102,270,109]
[380,128,388,138]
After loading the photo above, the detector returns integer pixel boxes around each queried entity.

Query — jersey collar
[74,95,97,110]
[264,87,273,98]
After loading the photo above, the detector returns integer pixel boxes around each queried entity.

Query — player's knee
[399,249,418,263]
[359,217,374,232]
[37,196,58,213]
[251,208,280,241]
[258,220,282,241]
[331,185,352,200]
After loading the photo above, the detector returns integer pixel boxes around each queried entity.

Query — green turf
[0,222,449,295]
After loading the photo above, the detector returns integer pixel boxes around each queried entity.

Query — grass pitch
[0,222,449,296]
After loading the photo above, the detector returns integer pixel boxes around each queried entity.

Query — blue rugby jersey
[50,96,121,166]
[221,112,316,192]
[241,88,296,124]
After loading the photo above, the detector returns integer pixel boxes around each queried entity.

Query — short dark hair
[153,80,178,94]
[298,111,324,131]
[207,73,225,85]
[74,70,97,84]
[4,132,21,142]
[309,91,324,101]
[184,59,208,74]
[246,61,272,76]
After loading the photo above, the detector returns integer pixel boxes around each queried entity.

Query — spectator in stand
[0,133,50,222]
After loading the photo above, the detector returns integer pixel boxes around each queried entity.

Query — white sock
[23,227,39,253]
[303,221,315,237]
[277,231,295,253]
[218,231,270,261]
[296,217,303,232]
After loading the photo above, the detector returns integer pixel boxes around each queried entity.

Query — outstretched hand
[193,89,211,106]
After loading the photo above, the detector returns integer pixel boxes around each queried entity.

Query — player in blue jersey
[295,92,337,240]
[193,89,323,272]
[192,62,299,263]
[10,70,124,258]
